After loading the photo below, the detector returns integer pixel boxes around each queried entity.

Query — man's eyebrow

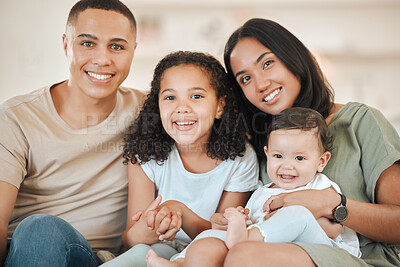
[110,38,128,44]
[77,33,97,40]
[77,34,128,44]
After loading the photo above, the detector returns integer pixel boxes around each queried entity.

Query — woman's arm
[0,181,18,266]
[265,162,400,244]
[344,161,400,243]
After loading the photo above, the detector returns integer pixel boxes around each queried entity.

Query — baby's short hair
[266,107,332,152]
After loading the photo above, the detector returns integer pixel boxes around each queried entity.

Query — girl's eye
[273,154,282,159]
[240,75,251,84]
[263,60,273,69]
[82,41,94,47]
[164,96,175,100]
[191,94,203,99]
[295,156,305,161]
[111,44,123,50]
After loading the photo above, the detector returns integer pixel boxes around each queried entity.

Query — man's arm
[0,181,18,266]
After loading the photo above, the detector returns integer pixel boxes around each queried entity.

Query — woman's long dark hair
[224,18,334,158]
[123,51,247,165]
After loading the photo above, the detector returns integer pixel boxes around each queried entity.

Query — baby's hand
[224,207,247,223]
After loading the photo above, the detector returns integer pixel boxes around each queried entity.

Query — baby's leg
[225,208,251,249]
[146,249,183,267]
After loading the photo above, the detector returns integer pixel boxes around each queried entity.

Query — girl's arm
[122,162,159,248]
[265,162,400,244]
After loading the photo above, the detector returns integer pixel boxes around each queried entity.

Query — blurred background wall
[0,0,399,132]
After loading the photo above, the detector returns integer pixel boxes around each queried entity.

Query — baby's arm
[317,187,343,239]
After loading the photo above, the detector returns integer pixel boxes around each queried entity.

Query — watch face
[334,205,348,222]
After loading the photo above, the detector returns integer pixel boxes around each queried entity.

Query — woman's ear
[317,151,331,172]
[215,97,226,119]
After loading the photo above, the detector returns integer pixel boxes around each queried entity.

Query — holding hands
[126,196,183,246]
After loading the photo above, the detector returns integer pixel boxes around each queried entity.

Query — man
[0,0,145,265]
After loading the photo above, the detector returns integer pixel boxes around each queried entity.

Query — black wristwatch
[330,193,348,223]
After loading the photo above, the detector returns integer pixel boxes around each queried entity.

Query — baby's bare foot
[224,208,249,249]
[146,249,178,267]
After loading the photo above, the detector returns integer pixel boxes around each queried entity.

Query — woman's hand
[262,189,340,220]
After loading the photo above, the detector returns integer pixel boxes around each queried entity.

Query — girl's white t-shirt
[141,142,260,242]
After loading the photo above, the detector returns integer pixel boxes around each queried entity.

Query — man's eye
[82,41,93,47]
[295,156,305,161]
[111,44,123,50]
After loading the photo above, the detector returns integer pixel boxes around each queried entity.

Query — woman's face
[230,37,301,115]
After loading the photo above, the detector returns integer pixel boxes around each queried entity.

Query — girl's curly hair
[123,51,247,165]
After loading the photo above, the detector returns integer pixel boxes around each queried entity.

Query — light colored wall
[1,0,399,132]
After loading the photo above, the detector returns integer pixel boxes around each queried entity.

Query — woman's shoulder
[330,102,390,128]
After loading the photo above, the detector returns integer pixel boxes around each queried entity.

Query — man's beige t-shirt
[0,84,145,254]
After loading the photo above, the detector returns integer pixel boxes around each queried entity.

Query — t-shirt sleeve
[139,159,157,183]
[355,106,400,202]
[224,143,260,192]
[0,109,28,188]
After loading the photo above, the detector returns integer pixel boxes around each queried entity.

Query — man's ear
[317,151,331,172]
[215,96,226,119]
[62,34,68,56]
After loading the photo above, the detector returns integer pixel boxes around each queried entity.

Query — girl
[102,51,259,266]
[208,18,400,266]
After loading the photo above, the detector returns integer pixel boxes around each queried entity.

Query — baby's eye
[191,94,203,99]
[273,154,282,159]
[263,60,273,69]
[111,44,124,50]
[295,156,305,161]
[240,75,251,84]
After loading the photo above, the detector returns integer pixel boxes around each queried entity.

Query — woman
[200,18,400,266]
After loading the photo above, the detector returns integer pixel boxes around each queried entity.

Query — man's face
[63,9,136,101]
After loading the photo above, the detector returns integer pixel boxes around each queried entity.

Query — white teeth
[264,88,281,102]
[87,72,112,80]
[176,121,195,126]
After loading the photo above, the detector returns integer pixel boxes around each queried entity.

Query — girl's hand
[210,212,228,230]
[145,200,183,241]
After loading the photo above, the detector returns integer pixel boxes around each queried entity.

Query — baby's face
[265,128,330,190]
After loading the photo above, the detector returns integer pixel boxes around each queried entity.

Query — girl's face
[158,64,225,149]
[230,37,301,115]
[264,128,330,190]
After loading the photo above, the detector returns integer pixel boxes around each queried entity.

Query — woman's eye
[295,156,305,161]
[111,44,123,50]
[263,60,273,69]
[240,75,251,84]
[165,96,175,100]
[273,154,282,159]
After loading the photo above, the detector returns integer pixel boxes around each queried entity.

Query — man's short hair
[66,0,136,34]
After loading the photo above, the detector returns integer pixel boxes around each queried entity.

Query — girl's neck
[176,143,222,174]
